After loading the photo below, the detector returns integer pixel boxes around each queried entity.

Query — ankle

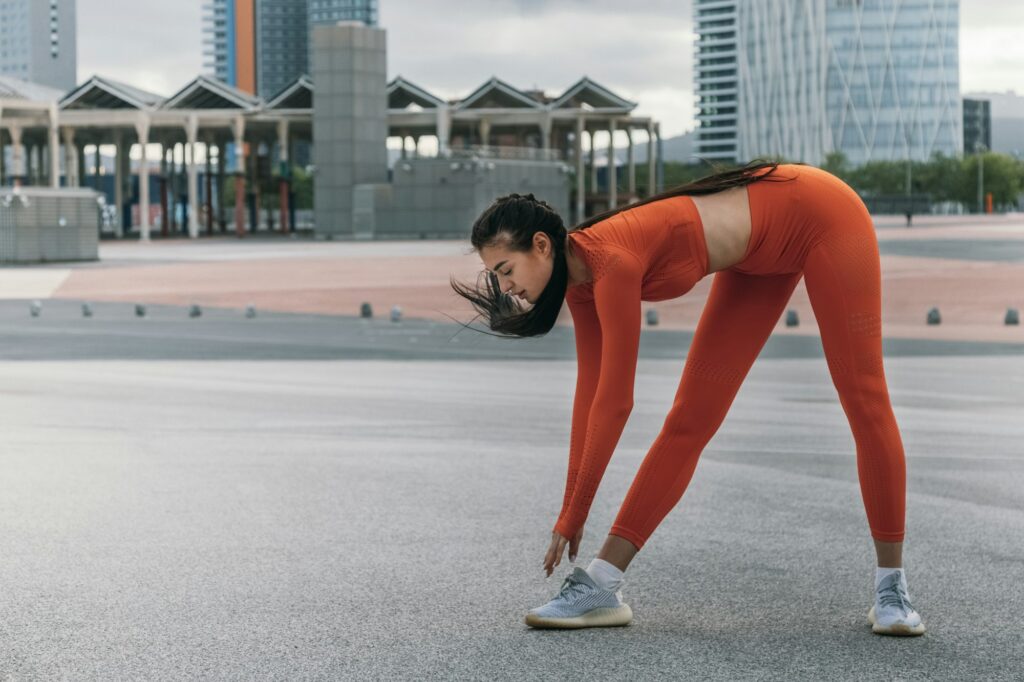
[586,557,625,592]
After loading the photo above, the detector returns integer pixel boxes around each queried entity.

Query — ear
[535,231,550,254]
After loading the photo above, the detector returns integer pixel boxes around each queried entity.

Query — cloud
[78,0,203,96]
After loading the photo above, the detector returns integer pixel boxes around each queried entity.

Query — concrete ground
[0,302,1022,680]
[1,216,1022,679]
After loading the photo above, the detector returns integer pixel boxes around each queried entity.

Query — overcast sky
[77,0,1024,139]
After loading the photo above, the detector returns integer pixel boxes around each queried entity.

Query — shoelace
[556,573,589,602]
[877,577,914,613]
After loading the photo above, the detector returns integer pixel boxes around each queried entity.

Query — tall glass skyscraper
[0,0,76,90]
[694,0,962,166]
[203,0,378,99]
[257,0,309,99]
[308,0,377,26]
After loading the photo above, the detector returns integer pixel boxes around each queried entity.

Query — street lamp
[974,141,986,214]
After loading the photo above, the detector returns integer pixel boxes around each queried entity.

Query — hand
[543,526,584,577]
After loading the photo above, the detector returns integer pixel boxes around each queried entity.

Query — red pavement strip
[32,221,1024,346]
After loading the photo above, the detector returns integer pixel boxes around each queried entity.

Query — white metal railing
[446,145,564,162]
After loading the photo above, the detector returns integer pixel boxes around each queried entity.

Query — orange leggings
[608,165,906,550]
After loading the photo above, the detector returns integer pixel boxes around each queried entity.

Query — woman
[450,161,924,636]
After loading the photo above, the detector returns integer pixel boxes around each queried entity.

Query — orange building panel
[235,0,256,95]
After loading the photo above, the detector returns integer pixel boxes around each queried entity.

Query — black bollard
[645,309,659,326]
[785,309,799,327]
[1006,308,1020,326]
[360,302,373,319]
[926,307,941,325]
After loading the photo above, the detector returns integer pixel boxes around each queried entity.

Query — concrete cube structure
[310,21,571,240]
[0,188,100,263]
[311,22,388,238]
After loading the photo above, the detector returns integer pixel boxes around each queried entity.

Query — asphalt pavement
[1,303,1022,679]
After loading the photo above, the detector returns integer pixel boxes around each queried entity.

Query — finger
[553,538,567,567]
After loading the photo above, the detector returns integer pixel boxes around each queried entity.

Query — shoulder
[570,230,643,284]
[590,244,644,285]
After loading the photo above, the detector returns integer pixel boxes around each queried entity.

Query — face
[478,231,554,305]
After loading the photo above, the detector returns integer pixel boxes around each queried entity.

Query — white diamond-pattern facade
[695,0,962,166]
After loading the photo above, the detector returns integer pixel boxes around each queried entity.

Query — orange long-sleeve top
[553,195,710,541]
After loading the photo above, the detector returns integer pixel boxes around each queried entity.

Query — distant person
[905,209,913,227]
[451,162,924,636]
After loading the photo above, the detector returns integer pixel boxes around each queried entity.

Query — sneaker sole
[867,605,925,636]
[524,604,633,629]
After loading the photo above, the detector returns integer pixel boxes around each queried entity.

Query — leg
[600,268,804,569]
[802,225,907,563]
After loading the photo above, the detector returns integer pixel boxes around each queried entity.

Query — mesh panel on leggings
[825,228,881,295]
[856,352,886,378]
[684,357,745,385]
[849,311,882,337]
[826,355,851,376]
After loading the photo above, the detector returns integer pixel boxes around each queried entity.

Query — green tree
[958,152,1023,211]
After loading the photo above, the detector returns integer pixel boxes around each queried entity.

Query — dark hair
[449,159,793,339]
[448,192,569,338]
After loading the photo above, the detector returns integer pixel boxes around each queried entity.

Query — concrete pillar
[277,119,290,234]
[135,117,151,241]
[588,129,597,196]
[185,114,200,238]
[159,143,169,237]
[436,104,451,156]
[607,119,617,209]
[114,133,125,238]
[626,127,636,198]
[400,133,407,159]
[647,122,656,198]
[61,127,76,187]
[655,122,664,193]
[575,116,585,222]
[250,141,260,233]
[41,139,50,185]
[9,124,25,187]
[204,139,214,235]
[216,142,227,232]
[231,116,246,237]
[311,22,388,238]
[540,114,552,154]
[479,118,491,149]
[76,142,86,189]
[48,104,60,187]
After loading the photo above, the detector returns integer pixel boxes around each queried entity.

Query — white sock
[586,558,625,592]
[875,566,907,591]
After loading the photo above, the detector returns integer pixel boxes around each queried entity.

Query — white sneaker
[525,566,633,629]
[868,570,925,636]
